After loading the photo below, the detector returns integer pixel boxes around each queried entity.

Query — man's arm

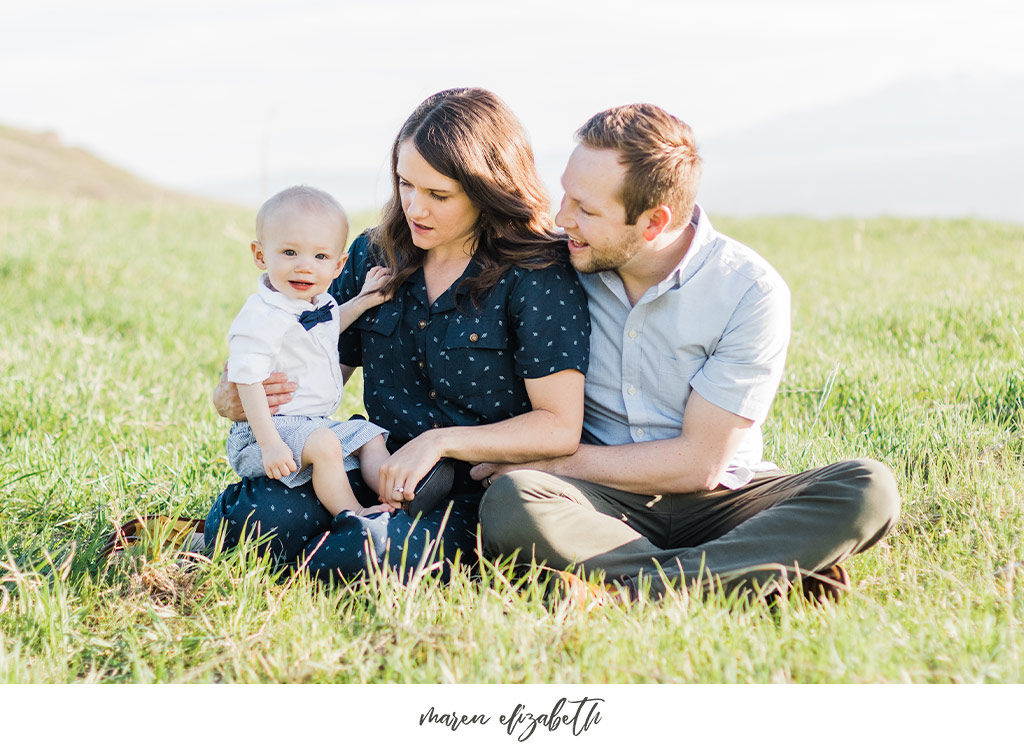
[472,390,753,495]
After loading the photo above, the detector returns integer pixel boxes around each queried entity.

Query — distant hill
[154,73,1024,222]
[0,124,187,204]
[696,74,1024,222]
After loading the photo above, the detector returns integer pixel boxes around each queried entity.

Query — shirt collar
[654,203,716,295]
[255,273,334,314]
[592,203,715,305]
[404,255,483,314]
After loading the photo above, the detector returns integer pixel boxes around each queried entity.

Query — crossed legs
[479,458,900,598]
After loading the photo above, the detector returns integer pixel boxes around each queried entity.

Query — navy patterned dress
[205,232,590,583]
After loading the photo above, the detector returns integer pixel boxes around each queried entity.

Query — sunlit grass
[1,201,1022,682]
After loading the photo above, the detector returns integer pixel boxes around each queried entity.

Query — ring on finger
[394,486,404,493]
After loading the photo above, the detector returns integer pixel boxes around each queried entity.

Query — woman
[207,88,590,581]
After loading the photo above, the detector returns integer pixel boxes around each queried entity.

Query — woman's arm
[377,368,584,505]
[212,367,296,422]
[213,366,364,421]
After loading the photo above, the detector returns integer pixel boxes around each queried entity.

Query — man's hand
[213,365,295,422]
[262,439,297,479]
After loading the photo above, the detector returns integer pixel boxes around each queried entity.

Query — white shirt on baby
[227,273,344,418]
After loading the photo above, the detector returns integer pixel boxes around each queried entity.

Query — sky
[2,0,1023,213]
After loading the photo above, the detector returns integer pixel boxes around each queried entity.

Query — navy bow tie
[298,302,334,331]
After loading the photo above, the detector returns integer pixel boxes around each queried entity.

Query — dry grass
[1,123,195,205]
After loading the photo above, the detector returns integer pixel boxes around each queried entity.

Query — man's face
[555,144,645,275]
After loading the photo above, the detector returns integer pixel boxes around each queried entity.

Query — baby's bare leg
[355,435,390,496]
[302,428,361,517]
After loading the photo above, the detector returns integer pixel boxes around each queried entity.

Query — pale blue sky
[2,0,1023,212]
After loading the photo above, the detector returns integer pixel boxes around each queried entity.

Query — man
[472,104,900,601]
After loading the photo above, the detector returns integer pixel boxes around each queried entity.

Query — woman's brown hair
[372,88,564,307]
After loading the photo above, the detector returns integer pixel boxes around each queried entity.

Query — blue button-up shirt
[578,205,790,488]
[334,234,591,455]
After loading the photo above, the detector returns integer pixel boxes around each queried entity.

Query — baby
[226,185,449,518]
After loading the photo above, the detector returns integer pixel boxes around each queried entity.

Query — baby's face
[252,207,349,302]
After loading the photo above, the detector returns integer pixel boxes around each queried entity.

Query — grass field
[1,198,1022,683]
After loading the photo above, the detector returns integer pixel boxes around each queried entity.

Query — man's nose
[554,195,571,229]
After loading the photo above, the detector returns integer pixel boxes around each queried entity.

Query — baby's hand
[358,502,398,516]
[262,440,297,479]
[359,266,393,306]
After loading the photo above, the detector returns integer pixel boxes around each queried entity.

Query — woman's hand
[213,365,296,422]
[378,431,446,506]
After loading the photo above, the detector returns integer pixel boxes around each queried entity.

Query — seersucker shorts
[227,415,388,488]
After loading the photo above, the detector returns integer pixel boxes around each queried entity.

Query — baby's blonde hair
[255,185,348,240]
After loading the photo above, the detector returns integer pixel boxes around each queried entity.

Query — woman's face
[396,141,480,258]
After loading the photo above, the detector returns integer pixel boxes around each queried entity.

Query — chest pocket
[441,316,509,392]
[353,301,401,387]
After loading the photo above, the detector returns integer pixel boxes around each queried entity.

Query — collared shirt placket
[408,271,459,431]
[598,270,657,443]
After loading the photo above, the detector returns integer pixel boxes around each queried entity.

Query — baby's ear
[338,251,349,269]
[251,241,266,268]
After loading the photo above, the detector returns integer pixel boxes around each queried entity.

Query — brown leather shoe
[798,564,851,605]
[100,515,205,561]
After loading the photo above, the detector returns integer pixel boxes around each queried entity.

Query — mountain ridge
[0,124,192,205]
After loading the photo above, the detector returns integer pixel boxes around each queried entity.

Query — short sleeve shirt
[580,205,790,488]
[332,233,590,447]
[227,273,344,418]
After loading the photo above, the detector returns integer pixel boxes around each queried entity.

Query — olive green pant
[479,458,900,598]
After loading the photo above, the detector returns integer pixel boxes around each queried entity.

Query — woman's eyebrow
[398,174,456,194]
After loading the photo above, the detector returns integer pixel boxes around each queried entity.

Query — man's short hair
[576,104,702,227]
[255,185,347,240]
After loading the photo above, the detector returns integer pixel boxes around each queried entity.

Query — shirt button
[418,319,428,330]
[636,428,645,437]
[428,390,437,399]
[418,360,425,369]
[431,423,441,429]
[627,385,637,395]
[628,329,638,338]
[469,333,479,342]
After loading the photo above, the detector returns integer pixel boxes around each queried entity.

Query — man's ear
[641,205,673,242]
[251,241,267,269]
